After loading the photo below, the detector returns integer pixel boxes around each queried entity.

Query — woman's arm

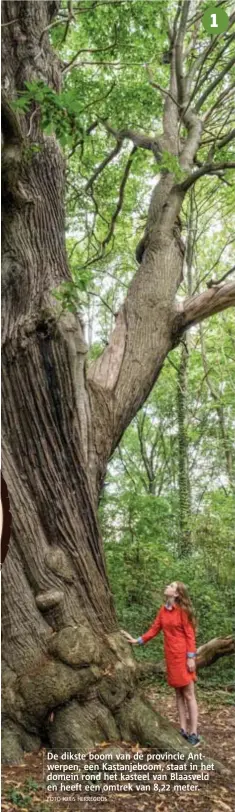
[181,610,196,670]
[121,608,162,646]
[138,608,163,644]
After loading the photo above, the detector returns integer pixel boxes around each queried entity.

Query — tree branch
[60,1,75,45]
[172,281,235,337]
[103,121,162,157]
[195,54,235,113]
[195,29,235,96]
[203,82,235,123]
[179,110,202,171]
[68,119,98,158]
[62,34,118,74]
[187,17,235,103]
[180,161,235,192]
[101,146,137,249]
[175,0,190,106]
[196,635,235,669]
[207,265,235,288]
[84,138,123,192]
[145,64,179,109]
[216,127,235,150]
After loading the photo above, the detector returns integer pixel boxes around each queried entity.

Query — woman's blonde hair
[175,581,197,631]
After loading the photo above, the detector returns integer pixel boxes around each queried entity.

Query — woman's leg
[182,681,198,734]
[175,688,187,731]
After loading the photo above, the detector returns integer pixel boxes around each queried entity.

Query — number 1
[211,13,218,28]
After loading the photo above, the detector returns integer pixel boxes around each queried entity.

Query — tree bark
[176,189,195,554]
[1,1,234,767]
[2,0,119,764]
[177,335,192,554]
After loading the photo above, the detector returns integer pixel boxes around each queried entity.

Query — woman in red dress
[122,581,199,746]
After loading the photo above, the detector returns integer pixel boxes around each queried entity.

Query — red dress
[140,604,196,688]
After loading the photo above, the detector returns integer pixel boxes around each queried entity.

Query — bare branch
[172,0,182,39]
[1,17,19,26]
[68,120,98,159]
[39,16,68,45]
[195,54,235,113]
[62,60,147,71]
[202,125,235,153]
[103,121,162,156]
[84,138,123,193]
[86,290,115,315]
[62,33,117,74]
[83,119,156,196]
[60,1,75,45]
[186,19,235,103]
[217,127,235,150]
[203,83,235,123]
[145,64,179,108]
[180,161,235,191]
[136,413,153,484]
[172,281,235,337]
[192,239,235,294]
[118,445,148,493]
[207,265,235,288]
[196,30,235,96]
[101,147,137,249]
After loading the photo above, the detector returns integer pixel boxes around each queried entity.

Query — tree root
[1,716,41,765]
[1,633,231,775]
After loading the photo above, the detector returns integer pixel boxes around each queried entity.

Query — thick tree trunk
[1,0,187,766]
[1,0,115,764]
[1,2,233,769]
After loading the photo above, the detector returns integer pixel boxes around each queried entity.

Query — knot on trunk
[44,547,75,583]
[36,589,64,611]
[97,666,135,710]
[48,625,101,667]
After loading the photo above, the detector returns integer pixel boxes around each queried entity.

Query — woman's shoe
[180,728,188,739]
[187,733,200,746]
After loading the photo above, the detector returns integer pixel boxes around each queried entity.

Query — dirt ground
[2,686,235,812]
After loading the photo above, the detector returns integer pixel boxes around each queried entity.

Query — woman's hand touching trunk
[120,629,139,644]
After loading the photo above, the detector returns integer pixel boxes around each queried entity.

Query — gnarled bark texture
[1,1,234,766]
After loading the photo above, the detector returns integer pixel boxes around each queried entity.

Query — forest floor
[2,685,235,812]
